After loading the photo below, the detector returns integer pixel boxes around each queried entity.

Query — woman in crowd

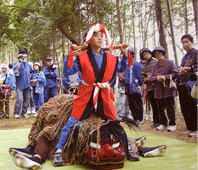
[150,46,178,132]
[30,62,46,117]
[177,34,197,138]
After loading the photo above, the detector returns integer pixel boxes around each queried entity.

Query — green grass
[1,129,197,170]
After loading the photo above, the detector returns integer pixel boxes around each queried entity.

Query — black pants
[178,85,197,131]
[128,93,143,121]
[156,97,176,126]
[147,90,160,124]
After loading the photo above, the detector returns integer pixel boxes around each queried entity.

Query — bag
[169,75,177,89]
[0,85,11,97]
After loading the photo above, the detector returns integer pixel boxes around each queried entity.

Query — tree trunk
[132,0,136,56]
[5,48,8,65]
[12,42,15,64]
[123,5,126,43]
[116,0,123,43]
[153,6,156,48]
[184,0,188,34]
[52,32,56,59]
[154,0,168,57]
[94,0,99,23]
[140,1,143,48]
[62,34,65,62]
[192,0,198,41]
[77,0,82,45]
[166,0,178,66]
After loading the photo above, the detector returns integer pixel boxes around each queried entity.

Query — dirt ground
[0,95,197,144]
[135,114,197,144]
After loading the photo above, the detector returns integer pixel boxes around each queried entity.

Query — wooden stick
[72,43,128,52]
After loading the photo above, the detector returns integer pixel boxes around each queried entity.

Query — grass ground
[0,94,197,169]
[1,128,197,170]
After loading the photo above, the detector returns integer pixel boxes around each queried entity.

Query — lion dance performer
[9,23,166,169]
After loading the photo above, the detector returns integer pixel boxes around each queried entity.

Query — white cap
[1,64,8,69]
[33,62,40,67]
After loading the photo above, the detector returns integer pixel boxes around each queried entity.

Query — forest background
[0,0,197,77]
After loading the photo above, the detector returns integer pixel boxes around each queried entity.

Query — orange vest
[71,49,117,120]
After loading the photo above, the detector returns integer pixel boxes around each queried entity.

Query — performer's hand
[120,44,127,57]
[71,44,77,48]
[31,79,36,82]
[157,75,165,82]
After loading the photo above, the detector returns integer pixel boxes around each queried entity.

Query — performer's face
[89,31,104,48]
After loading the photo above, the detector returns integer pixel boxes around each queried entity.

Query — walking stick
[72,43,128,54]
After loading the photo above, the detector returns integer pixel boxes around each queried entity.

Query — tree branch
[56,22,79,45]
[1,4,35,12]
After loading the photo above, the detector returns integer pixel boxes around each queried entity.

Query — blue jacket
[4,71,16,90]
[13,61,34,90]
[62,56,82,89]
[31,71,46,93]
[125,59,143,94]
[43,65,58,88]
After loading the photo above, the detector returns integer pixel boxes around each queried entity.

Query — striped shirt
[141,57,158,91]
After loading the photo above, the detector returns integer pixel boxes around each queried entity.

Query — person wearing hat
[13,47,34,119]
[124,49,144,125]
[0,64,16,119]
[178,34,197,137]
[30,62,46,117]
[43,57,59,102]
[150,46,178,132]
[140,48,159,127]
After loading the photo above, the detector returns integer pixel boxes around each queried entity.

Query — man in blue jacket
[125,49,144,125]
[13,47,34,119]
[43,57,59,102]
[62,55,82,95]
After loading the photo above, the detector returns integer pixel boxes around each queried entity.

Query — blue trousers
[33,92,44,112]
[30,89,35,109]
[44,87,57,102]
[56,116,79,150]
[14,88,31,115]
[117,93,131,117]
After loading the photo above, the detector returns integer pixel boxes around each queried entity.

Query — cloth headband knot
[85,23,114,51]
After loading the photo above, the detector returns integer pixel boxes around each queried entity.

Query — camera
[18,54,27,58]
[190,72,198,81]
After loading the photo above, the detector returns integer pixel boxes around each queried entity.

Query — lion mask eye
[89,142,101,149]
[112,142,120,148]
[89,142,120,149]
